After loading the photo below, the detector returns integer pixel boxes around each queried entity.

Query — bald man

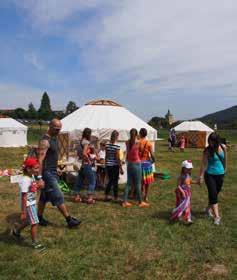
[37,119,81,228]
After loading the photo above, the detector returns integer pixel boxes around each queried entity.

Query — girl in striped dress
[171,160,199,224]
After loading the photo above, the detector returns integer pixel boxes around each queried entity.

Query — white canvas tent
[61,100,157,144]
[0,118,28,147]
[59,100,157,183]
[173,121,213,147]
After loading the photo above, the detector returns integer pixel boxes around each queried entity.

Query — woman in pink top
[122,128,149,208]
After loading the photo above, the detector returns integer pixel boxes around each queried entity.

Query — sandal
[87,198,96,204]
[74,195,82,203]
[122,202,133,208]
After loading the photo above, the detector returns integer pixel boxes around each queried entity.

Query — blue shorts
[26,205,39,225]
[40,170,64,206]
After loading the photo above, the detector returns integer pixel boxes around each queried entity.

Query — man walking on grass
[37,118,81,228]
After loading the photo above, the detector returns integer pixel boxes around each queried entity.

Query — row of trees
[1,92,78,121]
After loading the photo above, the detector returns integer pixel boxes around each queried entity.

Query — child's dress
[171,174,192,221]
[180,138,185,150]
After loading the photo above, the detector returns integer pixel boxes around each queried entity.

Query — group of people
[13,118,227,250]
[73,126,155,208]
[168,129,186,152]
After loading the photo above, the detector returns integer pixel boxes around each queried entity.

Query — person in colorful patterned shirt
[139,128,155,202]
[170,160,199,224]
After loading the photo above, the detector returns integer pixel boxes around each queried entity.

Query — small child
[88,145,98,171]
[97,142,106,188]
[12,157,45,250]
[170,160,199,224]
[179,136,185,152]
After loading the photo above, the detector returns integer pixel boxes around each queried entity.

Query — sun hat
[181,160,193,169]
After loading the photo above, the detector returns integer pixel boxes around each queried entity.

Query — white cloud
[24,52,44,70]
[78,0,237,94]
[14,0,237,118]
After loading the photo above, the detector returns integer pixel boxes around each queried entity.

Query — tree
[27,102,38,119]
[38,92,52,120]
[148,116,169,130]
[14,108,26,119]
[65,101,78,116]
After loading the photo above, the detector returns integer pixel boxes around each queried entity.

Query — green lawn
[0,138,236,279]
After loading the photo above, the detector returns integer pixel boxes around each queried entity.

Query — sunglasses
[53,127,61,131]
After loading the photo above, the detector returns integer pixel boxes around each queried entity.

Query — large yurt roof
[61,100,157,141]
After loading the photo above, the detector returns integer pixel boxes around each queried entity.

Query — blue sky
[0,0,236,121]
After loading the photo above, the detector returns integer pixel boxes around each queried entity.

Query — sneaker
[186,219,194,225]
[205,207,214,219]
[11,228,24,241]
[214,217,221,225]
[38,216,49,227]
[122,202,133,208]
[138,202,150,208]
[32,242,46,252]
[67,217,81,228]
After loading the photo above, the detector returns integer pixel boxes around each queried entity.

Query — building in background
[165,109,175,125]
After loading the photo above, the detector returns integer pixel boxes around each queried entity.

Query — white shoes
[205,207,214,219]
[214,217,221,225]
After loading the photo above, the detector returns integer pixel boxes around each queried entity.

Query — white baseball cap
[181,160,193,169]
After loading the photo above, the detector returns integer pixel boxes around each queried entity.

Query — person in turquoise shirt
[199,133,227,225]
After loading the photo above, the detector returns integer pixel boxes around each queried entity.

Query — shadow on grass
[0,228,30,248]
[5,212,20,225]
[151,211,170,223]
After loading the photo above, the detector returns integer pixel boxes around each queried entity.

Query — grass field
[0,130,236,279]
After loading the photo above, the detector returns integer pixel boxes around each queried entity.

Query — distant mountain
[199,105,237,128]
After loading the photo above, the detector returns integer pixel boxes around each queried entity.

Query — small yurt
[0,117,28,147]
[173,121,213,148]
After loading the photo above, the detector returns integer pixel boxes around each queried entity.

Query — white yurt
[0,117,28,147]
[59,100,157,183]
[173,121,213,148]
[60,100,157,155]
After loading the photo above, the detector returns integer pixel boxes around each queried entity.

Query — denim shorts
[40,170,64,206]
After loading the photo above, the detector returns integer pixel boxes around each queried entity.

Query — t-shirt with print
[105,143,120,166]
[139,138,153,161]
[19,176,37,207]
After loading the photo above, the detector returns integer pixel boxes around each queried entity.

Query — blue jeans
[124,162,142,202]
[74,164,96,195]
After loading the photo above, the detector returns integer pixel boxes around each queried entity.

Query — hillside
[199,105,237,128]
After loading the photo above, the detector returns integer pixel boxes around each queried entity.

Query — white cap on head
[181,160,193,169]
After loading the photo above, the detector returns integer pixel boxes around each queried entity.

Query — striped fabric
[26,204,39,225]
[105,143,120,166]
[171,174,192,221]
